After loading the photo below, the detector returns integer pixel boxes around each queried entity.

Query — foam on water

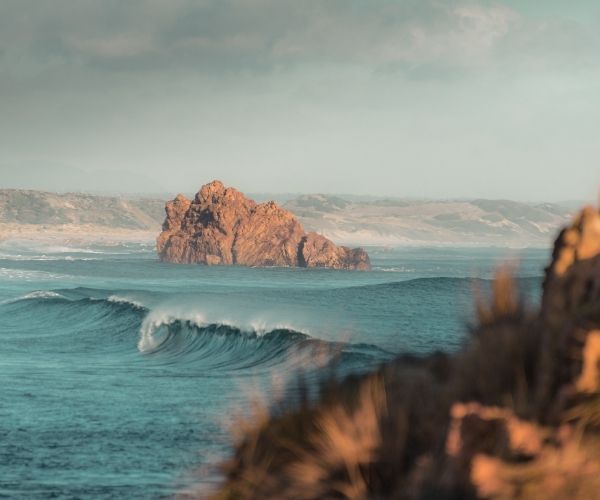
[107,294,147,310]
[0,253,100,261]
[0,267,70,281]
[0,289,68,306]
[20,290,67,300]
[137,307,307,353]
[372,266,416,273]
[0,240,157,262]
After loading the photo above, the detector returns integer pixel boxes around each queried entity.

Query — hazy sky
[1,0,599,200]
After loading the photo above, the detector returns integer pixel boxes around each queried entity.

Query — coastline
[0,222,553,250]
[0,223,157,245]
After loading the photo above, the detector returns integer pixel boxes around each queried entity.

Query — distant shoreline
[0,223,552,250]
[0,223,157,245]
[0,188,569,248]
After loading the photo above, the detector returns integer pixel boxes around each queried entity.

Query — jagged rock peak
[156,180,371,270]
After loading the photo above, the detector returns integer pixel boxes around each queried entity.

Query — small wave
[107,295,147,310]
[329,276,479,293]
[3,288,151,313]
[0,267,70,281]
[20,290,67,300]
[0,290,69,306]
[372,266,416,273]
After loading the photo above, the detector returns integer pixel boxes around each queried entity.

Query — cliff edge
[156,181,370,270]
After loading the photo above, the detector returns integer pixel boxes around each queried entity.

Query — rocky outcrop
[299,232,371,270]
[542,205,600,327]
[156,181,370,270]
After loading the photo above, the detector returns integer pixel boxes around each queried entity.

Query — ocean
[0,241,548,498]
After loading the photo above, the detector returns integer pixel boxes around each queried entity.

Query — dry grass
[196,207,600,499]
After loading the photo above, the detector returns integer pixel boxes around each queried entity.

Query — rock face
[542,205,600,328]
[156,181,370,270]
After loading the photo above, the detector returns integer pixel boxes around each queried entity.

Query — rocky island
[156,181,371,270]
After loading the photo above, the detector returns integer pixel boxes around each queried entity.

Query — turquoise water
[0,241,548,498]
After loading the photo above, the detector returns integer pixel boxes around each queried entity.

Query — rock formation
[156,181,370,270]
[206,205,600,499]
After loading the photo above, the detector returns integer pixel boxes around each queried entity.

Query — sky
[0,0,599,201]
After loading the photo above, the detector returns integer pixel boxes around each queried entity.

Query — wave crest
[138,311,307,353]
[108,295,146,310]
[2,286,392,372]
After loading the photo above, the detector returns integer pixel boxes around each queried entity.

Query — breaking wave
[1,288,392,373]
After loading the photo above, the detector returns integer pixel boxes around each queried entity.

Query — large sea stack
[156,180,371,270]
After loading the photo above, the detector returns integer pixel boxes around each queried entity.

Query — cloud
[1,0,598,78]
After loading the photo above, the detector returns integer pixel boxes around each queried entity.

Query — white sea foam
[0,240,147,260]
[21,290,66,300]
[107,295,146,310]
[0,290,66,305]
[31,244,105,254]
[137,307,307,353]
[0,267,69,281]
[0,253,98,261]
[372,266,416,273]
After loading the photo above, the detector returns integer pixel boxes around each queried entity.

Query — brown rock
[156,180,370,270]
[575,330,600,393]
[300,232,371,271]
[542,205,600,326]
[536,206,600,414]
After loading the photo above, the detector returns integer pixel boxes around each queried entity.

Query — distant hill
[284,194,571,247]
[0,189,573,246]
[0,189,165,230]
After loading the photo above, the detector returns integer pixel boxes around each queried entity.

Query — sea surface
[0,240,549,498]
